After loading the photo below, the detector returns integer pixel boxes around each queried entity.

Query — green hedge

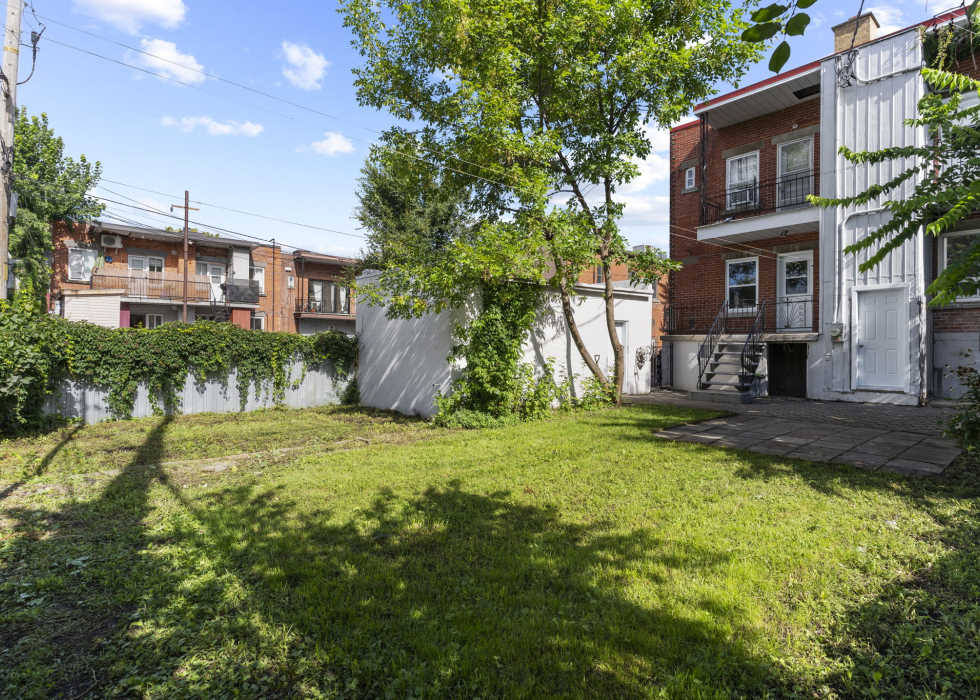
[0,301,357,432]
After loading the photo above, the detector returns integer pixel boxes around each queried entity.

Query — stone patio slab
[786,447,847,461]
[848,441,913,459]
[770,434,816,446]
[714,437,765,449]
[674,434,718,444]
[832,452,890,469]
[808,438,868,451]
[894,445,961,466]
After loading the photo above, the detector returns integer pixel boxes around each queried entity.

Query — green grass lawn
[1,404,978,699]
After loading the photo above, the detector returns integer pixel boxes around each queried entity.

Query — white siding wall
[63,294,121,328]
[356,275,654,418]
[816,29,927,404]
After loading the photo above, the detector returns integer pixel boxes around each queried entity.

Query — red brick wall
[668,99,822,329]
[929,235,980,332]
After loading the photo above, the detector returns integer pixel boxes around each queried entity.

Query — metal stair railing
[740,300,767,379]
[697,300,728,390]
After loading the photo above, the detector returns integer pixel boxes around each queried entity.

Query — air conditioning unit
[101,234,123,248]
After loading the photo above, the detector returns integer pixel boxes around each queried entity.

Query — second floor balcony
[698,169,821,244]
[91,271,260,305]
[664,295,817,337]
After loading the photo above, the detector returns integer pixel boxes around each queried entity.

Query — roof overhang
[693,62,821,129]
[697,206,820,244]
[96,222,260,250]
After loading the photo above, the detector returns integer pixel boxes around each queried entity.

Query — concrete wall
[356,276,654,418]
[45,361,349,423]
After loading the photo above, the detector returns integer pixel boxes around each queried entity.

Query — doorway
[855,288,907,390]
[768,343,808,398]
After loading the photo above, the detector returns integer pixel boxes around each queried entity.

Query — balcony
[697,170,820,244]
[664,296,816,336]
[295,297,353,318]
[90,272,260,305]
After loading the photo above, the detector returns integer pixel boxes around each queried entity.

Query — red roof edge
[694,59,822,113]
[671,119,701,133]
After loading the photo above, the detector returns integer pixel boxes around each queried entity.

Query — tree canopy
[11,108,104,306]
[341,0,761,400]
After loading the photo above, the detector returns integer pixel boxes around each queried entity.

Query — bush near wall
[0,302,357,433]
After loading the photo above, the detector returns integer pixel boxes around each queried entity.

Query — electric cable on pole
[171,192,198,323]
[0,0,23,300]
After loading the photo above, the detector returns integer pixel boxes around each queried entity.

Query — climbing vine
[434,282,573,427]
[0,302,357,433]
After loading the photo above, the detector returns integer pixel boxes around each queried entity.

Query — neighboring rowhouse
[356,272,656,418]
[664,9,980,403]
[48,222,357,333]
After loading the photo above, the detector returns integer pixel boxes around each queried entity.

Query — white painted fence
[45,362,351,423]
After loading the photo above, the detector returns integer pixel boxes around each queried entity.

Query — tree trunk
[600,259,625,405]
[557,277,608,386]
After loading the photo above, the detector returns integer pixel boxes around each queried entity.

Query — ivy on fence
[0,300,357,432]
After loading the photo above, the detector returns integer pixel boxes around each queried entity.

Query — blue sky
[16,0,938,256]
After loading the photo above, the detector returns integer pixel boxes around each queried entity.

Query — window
[726,152,758,209]
[249,265,265,294]
[726,258,758,308]
[129,256,164,273]
[941,231,980,299]
[145,314,164,329]
[250,313,265,330]
[685,167,696,189]
[593,265,604,284]
[777,137,813,208]
[308,279,334,313]
[68,248,97,281]
[287,275,295,289]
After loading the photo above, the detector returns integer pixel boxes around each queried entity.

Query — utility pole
[171,192,198,323]
[0,0,24,301]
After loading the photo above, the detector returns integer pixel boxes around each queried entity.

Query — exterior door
[776,252,812,331]
[208,263,226,301]
[856,289,907,390]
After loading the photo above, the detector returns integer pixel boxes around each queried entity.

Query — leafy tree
[341,0,759,402]
[11,108,104,307]
[810,65,980,306]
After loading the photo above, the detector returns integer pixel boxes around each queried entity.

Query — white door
[776,253,812,331]
[615,320,628,352]
[856,289,907,390]
[208,263,226,301]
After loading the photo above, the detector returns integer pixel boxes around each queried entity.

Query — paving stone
[882,458,946,474]
[848,440,912,459]
[783,428,840,440]
[786,447,846,462]
[771,434,816,446]
[918,436,960,450]
[880,463,923,476]
[832,451,890,469]
[201,463,229,473]
[674,434,719,444]
[835,428,891,440]
[714,437,765,449]
[809,438,867,451]
[894,445,961,466]
[752,440,796,455]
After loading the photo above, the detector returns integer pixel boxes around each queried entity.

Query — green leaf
[750,3,788,22]
[797,0,819,8]
[769,40,792,73]
[785,13,811,36]
[742,22,783,43]
[970,0,980,20]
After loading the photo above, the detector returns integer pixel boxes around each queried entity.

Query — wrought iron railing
[295,297,353,315]
[741,301,767,377]
[697,300,727,390]
[91,273,212,301]
[222,279,261,305]
[701,169,817,226]
[664,295,816,335]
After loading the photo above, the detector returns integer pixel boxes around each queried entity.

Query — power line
[34,18,539,186]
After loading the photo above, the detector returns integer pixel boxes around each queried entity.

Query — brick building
[664,8,980,402]
[577,250,670,345]
[49,221,356,334]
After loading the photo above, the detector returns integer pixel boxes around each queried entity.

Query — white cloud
[868,6,904,35]
[161,116,264,137]
[620,153,670,194]
[615,194,670,226]
[309,132,354,156]
[316,244,360,257]
[281,41,330,90]
[73,0,186,34]
[132,39,205,84]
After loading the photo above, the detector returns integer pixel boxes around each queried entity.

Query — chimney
[832,12,880,54]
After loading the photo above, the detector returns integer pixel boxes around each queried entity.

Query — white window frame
[145,314,164,330]
[726,151,759,210]
[250,314,265,330]
[940,229,980,301]
[594,265,604,284]
[68,247,98,281]
[776,137,813,210]
[287,275,295,289]
[725,256,759,311]
[249,265,265,294]
[129,255,164,273]
[684,167,696,189]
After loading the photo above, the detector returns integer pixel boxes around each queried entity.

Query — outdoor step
[701,379,752,387]
[687,389,755,404]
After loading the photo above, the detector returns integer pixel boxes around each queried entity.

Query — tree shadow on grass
[107,476,798,699]
[0,416,175,698]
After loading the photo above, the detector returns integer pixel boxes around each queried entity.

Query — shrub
[946,366,980,447]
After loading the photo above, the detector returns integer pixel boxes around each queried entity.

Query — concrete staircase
[689,336,766,404]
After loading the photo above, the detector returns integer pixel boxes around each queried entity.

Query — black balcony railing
[296,297,353,315]
[222,279,261,305]
[92,273,212,301]
[664,295,816,335]
[702,169,816,226]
